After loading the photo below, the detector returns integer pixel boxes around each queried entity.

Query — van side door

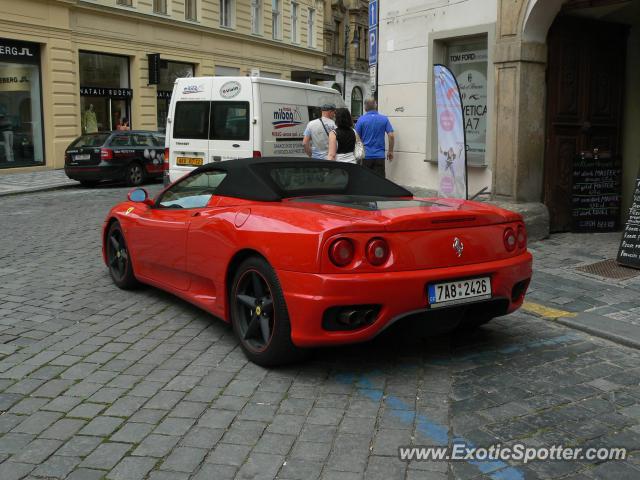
[208,101,252,161]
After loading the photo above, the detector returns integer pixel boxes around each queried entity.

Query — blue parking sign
[369,0,378,28]
[369,27,377,66]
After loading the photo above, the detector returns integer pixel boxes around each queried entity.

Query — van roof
[174,76,339,94]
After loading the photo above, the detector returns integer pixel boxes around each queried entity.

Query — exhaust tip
[323,305,381,331]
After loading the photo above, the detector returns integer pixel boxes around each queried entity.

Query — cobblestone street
[0,186,639,479]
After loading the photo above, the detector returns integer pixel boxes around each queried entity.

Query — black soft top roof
[191,157,413,201]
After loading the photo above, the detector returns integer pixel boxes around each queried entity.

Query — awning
[290,70,336,83]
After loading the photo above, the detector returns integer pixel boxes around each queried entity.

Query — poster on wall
[433,64,467,199]
[448,47,488,166]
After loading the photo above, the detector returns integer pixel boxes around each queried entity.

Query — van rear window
[211,101,250,141]
[174,101,210,139]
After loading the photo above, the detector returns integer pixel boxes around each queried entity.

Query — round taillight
[329,239,355,267]
[503,228,517,252]
[517,225,527,249]
[366,238,390,266]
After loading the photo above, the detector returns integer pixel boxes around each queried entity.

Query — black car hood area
[288,195,445,211]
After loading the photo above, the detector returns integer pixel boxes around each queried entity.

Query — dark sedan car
[64,131,166,187]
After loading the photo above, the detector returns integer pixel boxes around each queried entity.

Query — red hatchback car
[103,158,532,366]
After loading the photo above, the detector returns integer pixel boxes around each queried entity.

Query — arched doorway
[520,0,639,232]
[350,86,363,118]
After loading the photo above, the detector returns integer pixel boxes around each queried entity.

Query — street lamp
[342,23,360,100]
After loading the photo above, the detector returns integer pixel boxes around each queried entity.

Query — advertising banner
[433,64,467,199]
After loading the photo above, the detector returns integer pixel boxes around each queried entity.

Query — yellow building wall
[0,0,325,172]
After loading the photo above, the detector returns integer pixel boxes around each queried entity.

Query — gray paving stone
[67,403,105,419]
[132,434,180,457]
[106,456,156,480]
[11,411,62,434]
[66,468,107,480]
[153,417,195,436]
[79,442,131,470]
[180,426,225,448]
[40,418,86,441]
[31,455,81,478]
[0,461,35,480]
[56,436,103,457]
[0,433,34,455]
[191,463,237,480]
[11,438,62,464]
[160,446,207,473]
[110,422,155,444]
[205,442,251,466]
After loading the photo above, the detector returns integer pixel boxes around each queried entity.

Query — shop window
[351,87,363,118]
[0,39,44,168]
[446,38,488,166]
[117,0,133,6]
[79,51,131,132]
[215,66,240,76]
[156,61,194,133]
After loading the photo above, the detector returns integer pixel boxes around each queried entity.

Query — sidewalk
[0,169,78,196]
[1,169,638,349]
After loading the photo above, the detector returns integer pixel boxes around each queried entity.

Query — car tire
[229,256,306,367]
[106,221,139,290]
[80,180,99,188]
[126,162,145,187]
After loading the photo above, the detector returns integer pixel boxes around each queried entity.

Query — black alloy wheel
[235,269,275,352]
[230,256,306,366]
[126,162,144,186]
[106,222,138,289]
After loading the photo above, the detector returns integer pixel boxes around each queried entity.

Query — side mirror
[127,188,153,206]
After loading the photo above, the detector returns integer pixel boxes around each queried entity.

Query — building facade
[378,0,639,232]
[0,0,325,172]
[318,0,369,120]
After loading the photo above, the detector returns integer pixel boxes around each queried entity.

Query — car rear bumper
[278,252,533,347]
[65,165,125,182]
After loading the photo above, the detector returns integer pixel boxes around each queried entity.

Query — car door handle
[232,144,240,148]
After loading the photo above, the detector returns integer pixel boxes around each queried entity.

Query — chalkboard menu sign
[571,151,621,232]
[617,176,640,269]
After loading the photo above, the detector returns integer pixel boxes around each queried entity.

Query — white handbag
[354,130,365,162]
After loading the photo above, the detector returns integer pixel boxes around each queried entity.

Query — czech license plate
[176,156,203,166]
[428,277,491,308]
[74,154,90,160]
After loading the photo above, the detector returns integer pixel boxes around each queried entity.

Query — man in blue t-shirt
[355,98,395,176]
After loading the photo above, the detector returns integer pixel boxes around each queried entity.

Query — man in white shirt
[303,104,336,159]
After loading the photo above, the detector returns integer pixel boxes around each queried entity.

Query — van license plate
[176,157,203,166]
[427,277,491,308]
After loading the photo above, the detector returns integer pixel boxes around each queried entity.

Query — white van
[164,76,345,183]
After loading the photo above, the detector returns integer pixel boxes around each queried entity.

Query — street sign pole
[368,0,378,99]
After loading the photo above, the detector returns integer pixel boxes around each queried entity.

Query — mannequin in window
[83,104,98,133]
[0,105,13,162]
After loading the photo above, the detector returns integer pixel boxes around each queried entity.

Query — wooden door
[544,15,627,232]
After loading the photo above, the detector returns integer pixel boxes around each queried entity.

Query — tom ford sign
[0,39,40,63]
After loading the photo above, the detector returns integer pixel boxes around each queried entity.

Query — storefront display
[156,60,194,133]
[79,52,131,132]
[0,38,44,168]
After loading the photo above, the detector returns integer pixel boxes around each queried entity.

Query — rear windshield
[269,166,349,193]
[69,134,110,148]
[211,101,250,141]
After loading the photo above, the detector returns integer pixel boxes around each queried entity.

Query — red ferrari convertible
[103,158,532,366]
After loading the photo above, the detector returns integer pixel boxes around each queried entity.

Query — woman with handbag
[327,108,365,163]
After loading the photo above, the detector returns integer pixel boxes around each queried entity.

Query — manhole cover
[575,258,640,280]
